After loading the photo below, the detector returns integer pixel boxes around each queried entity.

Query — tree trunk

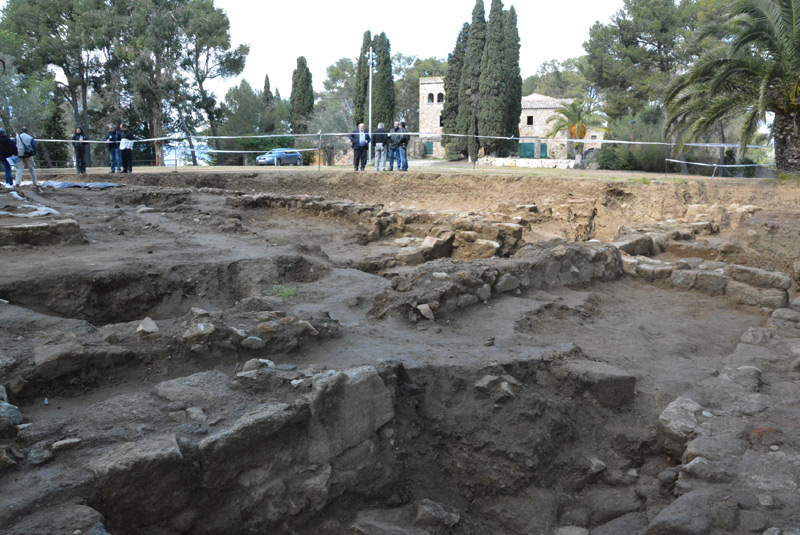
[718,122,726,177]
[180,114,198,166]
[678,150,689,175]
[773,112,800,173]
[39,142,53,168]
[151,108,164,166]
[81,80,92,168]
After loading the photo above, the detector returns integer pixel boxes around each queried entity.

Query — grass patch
[270,284,296,299]
[627,176,651,185]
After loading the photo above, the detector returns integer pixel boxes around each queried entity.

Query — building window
[439,115,444,127]
[437,93,444,103]
[427,93,434,104]
[526,116,533,125]
[591,135,597,140]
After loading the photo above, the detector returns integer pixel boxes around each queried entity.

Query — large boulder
[557,360,637,408]
[89,435,188,528]
[308,367,394,463]
[659,397,703,454]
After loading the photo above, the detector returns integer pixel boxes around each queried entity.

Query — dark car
[256,149,303,166]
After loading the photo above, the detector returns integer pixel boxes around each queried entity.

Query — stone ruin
[0,173,799,535]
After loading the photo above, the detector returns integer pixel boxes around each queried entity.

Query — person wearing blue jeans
[399,121,409,171]
[388,121,402,171]
[105,124,121,173]
[0,128,15,187]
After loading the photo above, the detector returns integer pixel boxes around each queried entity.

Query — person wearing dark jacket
[399,120,409,171]
[349,123,370,171]
[105,124,121,173]
[0,128,16,187]
[119,124,134,173]
[372,122,388,171]
[388,121,402,171]
[72,127,89,175]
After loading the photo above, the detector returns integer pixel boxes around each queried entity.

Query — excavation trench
[3,171,800,535]
[0,255,328,325]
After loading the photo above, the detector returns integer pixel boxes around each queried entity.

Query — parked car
[256,149,303,166]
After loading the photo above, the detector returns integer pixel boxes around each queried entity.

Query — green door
[424,142,434,155]
[519,143,536,158]
[540,142,548,159]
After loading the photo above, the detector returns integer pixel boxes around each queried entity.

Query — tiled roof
[521,93,573,110]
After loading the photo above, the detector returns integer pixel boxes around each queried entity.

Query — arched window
[427,93,434,104]
[437,93,444,103]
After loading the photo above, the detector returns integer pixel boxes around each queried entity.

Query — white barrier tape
[665,159,771,168]
[31,131,771,150]
[184,147,319,154]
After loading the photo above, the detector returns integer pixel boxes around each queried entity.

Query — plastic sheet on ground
[42,181,124,189]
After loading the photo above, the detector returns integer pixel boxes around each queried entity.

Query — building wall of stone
[419,77,446,158]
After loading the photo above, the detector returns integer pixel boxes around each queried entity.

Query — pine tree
[290,56,313,134]
[263,74,274,106]
[455,0,486,162]
[504,6,522,154]
[371,32,395,130]
[478,0,507,156]
[353,30,372,125]
[442,23,469,154]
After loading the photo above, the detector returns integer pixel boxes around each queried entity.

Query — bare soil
[1,166,799,535]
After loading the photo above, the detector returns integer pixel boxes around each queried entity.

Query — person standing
[399,120,410,171]
[72,127,89,175]
[14,127,38,188]
[105,124,121,173]
[349,123,370,171]
[373,122,388,171]
[119,124,134,173]
[388,121,402,171]
[0,128,16,187]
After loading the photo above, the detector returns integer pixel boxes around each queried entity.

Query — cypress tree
[372,32,395,131]
[455,0,486,162]
[442,23,469,154]
[290,56,313,134]
[504,7,522,154]
[353,30,372,125]
[478,0,507,156]
[263,74,274,106]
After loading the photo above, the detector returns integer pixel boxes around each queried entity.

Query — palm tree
[546,98,606,161]
[665,0,800,173]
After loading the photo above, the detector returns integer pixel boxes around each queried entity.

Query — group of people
[0,127,40,189]
[0,123,135,190]
[349,120,410,172]
[71,123,135,175]
[72,124,136,175]
[102,124,135,174]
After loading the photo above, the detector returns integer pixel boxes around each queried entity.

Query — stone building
[419,77,447,158]
[418,76,603,160]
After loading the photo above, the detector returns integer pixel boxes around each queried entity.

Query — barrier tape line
[664,159,771,168]
[32,131,772,151]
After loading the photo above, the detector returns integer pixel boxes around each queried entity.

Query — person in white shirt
[14,126,38,188]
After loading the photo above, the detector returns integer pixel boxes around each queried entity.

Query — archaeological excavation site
[1,167,800,535]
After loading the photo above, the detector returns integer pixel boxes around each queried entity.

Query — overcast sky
[209,0,626,98]
[0,0,626,98]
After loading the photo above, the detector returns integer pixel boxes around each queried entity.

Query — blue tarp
[42,181,124,190]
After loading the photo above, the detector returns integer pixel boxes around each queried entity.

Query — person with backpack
[72,126,89,175]
[14,126,39,188]
[0,128,16,187]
